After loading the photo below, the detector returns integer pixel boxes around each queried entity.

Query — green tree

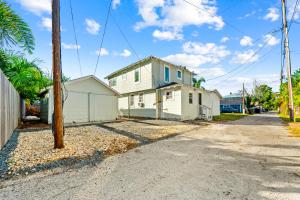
[252,84,275,110]
[193,77,205,88]
[0,0,34,53]
[0,49,51,100]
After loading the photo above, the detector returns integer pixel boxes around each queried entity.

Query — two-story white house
[105,56,221,120]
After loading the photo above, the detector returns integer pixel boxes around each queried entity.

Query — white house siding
[118,91,156,118]
[152,60,193,88]
[208,92,221,116]
[161,88,182,119]
[181,87,200,120]
[110,63,153,94]
[45,77,118,124]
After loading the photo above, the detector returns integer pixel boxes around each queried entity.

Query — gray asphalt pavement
[1,113,300,200]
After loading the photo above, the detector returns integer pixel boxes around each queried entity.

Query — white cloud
[220,36,229,43]
[263,34,280,46]
[164,53,214,67]
[135,0,224,40]
[62,43,80,50]
[264,7,280,22]
[112,0,121,9]
[163,41,230,68]
[182,42,230,59]
[152,29,183,40]
[85,19,101,35]
[195,67,225,77]
[17,0,51,15]
[240,36,253,46]
[120,49,132,57]
[41,17,52,31]
[96,48,109,56]
[231,50,259,64]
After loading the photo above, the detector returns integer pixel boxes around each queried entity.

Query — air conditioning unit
[138,102,145,107]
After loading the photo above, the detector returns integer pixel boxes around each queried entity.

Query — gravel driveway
[1,113,300,200]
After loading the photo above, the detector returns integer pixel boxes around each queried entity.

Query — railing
[199,105,213,121]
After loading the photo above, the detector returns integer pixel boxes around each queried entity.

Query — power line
[69,0,82,76]
[94,0,113,75]
[111,14,140,60]
[210,45,279,87]
[182,0,248,35]
[206,29,281,82]
[288,0,300,32]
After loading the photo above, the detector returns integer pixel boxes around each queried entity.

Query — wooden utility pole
[242,83,245,115]
[52,0,64,148]
[281,0,295,121]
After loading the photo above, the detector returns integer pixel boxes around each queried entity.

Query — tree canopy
[0,49,51,100]
[193,77,205,88]
[0,0,35,54]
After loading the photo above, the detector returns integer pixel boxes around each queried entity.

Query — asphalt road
[1,113,300,200]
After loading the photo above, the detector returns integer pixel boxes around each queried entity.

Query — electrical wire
[182,0,248,35]
[94,0,113,75]
[111,14,140,60]
[288,0,300,32]
[69,0,83,76]
[206,29,281,82]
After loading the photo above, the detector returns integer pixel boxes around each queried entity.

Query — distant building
[220,93,243,113]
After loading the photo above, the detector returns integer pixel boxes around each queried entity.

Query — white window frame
[165,90,174,100]
[109,77,117,87]
[122,73,127,80]
[138,93,144,103]
[164,66,170,83]
[177,70,182,80]
[189,93,193,104]
[134,68,141,83]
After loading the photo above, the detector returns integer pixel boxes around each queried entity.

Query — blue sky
[7,0,300,95]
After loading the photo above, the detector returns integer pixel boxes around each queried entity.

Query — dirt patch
[103,120,200,141]
[1,125,138,179]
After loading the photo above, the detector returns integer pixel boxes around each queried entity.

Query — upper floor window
[134,68,140,83]
[109,78,117,87]
[189,93,193,104]
[164,66,170,82]
[177,70,182,79]
[122,73,127,80]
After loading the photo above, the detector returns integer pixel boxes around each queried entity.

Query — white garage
[40,75,119,124]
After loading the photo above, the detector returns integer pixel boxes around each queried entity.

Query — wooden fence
[0,69,20,149]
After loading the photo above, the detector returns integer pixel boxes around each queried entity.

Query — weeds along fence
[0,69,20,149]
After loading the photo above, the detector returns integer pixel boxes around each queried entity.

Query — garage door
[89,93,118,121]
[63,92,89,123]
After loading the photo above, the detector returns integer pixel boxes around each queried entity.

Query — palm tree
[0,49,50,100]
[0,0,35,53]
[193,77,206,88]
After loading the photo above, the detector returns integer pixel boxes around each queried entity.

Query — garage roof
[39,75,119,97]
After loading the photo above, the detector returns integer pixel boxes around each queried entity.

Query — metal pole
[281,0,295,121]
[242,83,245,114]
[52,0,64,148]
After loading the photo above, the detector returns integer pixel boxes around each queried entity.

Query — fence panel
[0,69,20,149]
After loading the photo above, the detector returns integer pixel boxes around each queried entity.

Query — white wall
[110,63,153,94]
[161,88,182,119]
[181,87,200,120]
[118,91,156,118]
